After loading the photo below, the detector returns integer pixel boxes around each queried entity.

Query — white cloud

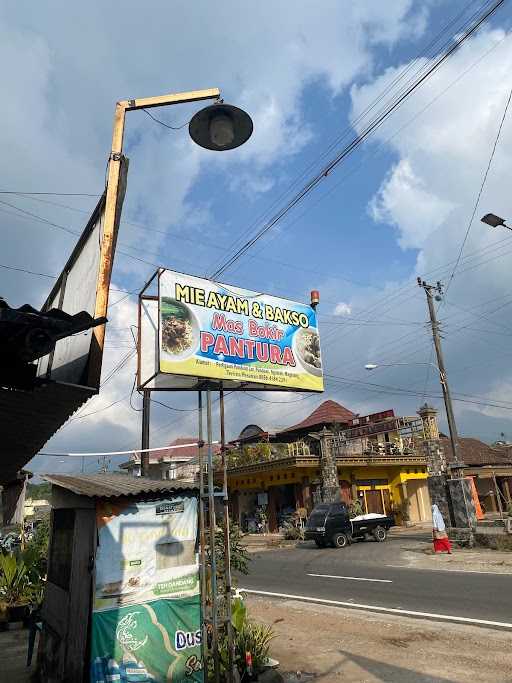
[334,302,352,316]
[369,158,456,249]
[334,26,512,436]
[3,1,438,466]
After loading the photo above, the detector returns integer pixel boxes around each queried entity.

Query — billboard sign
[157,269,323,392]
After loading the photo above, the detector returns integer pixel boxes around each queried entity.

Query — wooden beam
[122,87,220,111]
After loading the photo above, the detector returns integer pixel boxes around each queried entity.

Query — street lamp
[94,88,253,380]
[365,362,440,372]
[481,213,509,229]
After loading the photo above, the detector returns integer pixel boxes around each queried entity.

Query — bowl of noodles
[294,327,322,377]
[160,298,200,361]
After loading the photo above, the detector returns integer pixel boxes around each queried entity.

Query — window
[48,509,75,590]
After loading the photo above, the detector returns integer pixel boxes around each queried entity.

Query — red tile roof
[442,436,512,467]
[279,400,356,434]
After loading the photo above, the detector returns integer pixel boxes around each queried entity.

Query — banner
[159,270,323,391]
[90,497,202,682]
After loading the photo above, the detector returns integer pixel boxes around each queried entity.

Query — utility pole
[141,389,151,477]
[418,279,474,530]
[417,279,461,470]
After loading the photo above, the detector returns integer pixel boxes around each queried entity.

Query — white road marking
[385,564,512,576]
[308,573,392,583]
[240,588,512,629]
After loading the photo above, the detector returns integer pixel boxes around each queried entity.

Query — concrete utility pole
[417,279,461,469]
[418,279,475,530]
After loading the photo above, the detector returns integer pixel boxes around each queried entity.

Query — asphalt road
[238,532,512,627]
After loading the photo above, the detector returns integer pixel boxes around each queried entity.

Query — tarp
[90,497,202,682]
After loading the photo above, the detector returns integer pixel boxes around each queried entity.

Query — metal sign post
[197,391,209,671]
[220,386,235,682]
[206,388,220,682]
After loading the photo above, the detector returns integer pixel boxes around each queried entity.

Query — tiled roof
[279,400,356,434]
[442,436,512,466]
[43,473,198,498]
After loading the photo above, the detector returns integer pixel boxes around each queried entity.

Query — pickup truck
[304,502,395,548]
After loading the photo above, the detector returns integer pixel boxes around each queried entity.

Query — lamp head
[189,103,253,151]
[365,363,378,370]
[481,213,506,228]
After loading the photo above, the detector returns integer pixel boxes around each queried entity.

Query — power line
[207,0,499,276]
[445,83,512,294]
[209,0,506,279]
[0,190,100,197]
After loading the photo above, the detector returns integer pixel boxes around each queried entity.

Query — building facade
[120,437,221,481]
[225,399,432,532]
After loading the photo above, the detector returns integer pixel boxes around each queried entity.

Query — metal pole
[220,387,235,683]
[419,281,460,468]
[197,391,209,670]
[141,390,151,477]
[207,388,220,683]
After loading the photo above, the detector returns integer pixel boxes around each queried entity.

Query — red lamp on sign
[310,290,320,309]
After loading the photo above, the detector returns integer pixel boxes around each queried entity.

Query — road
[239,531,512,628]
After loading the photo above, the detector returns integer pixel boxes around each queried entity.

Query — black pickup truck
[305,502,395,548]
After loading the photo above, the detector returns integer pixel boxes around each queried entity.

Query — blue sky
[3,1,512,474]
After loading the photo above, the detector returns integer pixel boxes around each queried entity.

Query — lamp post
[103,90,253,474]
[94,90,252,683]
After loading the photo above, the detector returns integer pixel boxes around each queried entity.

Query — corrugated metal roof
[0,382,94,485]
[42,472,198,498]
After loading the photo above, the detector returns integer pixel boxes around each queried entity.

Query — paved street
[239,531,512,627]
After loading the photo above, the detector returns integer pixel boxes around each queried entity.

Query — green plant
[235,621,274,673]
[214,523,250,583]
[0,553,32,606]
[400,498,411,522]
[214,597,274,680]
[22,519,50,582]
[349,500,363,518]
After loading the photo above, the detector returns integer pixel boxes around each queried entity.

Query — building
[442,436,512,514]
[24,497,51,520]
[226,399,432,531]
[120,437,221,481]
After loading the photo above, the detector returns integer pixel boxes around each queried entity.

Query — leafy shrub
[0,554,32,606]
[349,500,363,518]
[283,524,303,540]
[214,597,275,680]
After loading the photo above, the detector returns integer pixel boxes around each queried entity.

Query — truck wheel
[373,526,387,542]
[333,533,348,548]
[315,539,326,548]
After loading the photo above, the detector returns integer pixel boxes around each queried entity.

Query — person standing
[432,503,452,554]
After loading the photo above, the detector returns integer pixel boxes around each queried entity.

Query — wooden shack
[39,473,200,683]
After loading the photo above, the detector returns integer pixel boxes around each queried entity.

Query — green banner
[91,595,203,682]
[90,497,203,682]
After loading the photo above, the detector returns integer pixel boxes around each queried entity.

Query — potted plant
[0,553,34,624]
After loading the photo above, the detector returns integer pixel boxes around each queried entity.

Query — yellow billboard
[158,269,324,392]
